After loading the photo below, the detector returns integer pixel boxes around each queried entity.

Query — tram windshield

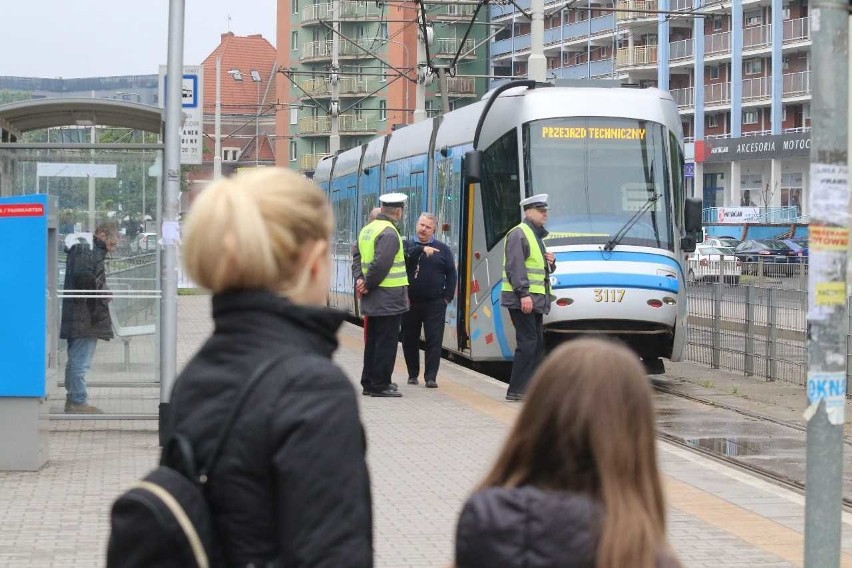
[523,117,674,251]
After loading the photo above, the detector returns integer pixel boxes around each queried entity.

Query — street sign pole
[803,0,848,565]
[159,0,185,445]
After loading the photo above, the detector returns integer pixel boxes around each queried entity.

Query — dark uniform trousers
[401,299,445,383]
[360,314,403,393]
[507,309,545,395]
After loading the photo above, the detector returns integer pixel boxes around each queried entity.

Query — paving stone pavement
[0,294,846,567]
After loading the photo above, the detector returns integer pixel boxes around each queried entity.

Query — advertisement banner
[715,207,761,223]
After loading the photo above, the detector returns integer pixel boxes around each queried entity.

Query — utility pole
[160,0,185,444]
[329,0,341,154]
[803,0,848,565]
[214,56,222,179]
[413,12,428,123]
[528,0,546,82]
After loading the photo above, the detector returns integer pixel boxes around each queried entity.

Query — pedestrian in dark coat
[402,212,456,388]
[167,168,373,567]
[60,223,119,414]
[455,338,683,568]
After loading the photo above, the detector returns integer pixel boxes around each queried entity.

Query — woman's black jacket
[166,290,372,568]
[456,486,679,568]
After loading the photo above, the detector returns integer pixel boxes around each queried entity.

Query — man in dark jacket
[501,195,556,401]
[402,213,456,388]
[60,223,118,414]
[352,193,410,397]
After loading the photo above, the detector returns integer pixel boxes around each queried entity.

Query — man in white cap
[501,193,556,401]
[352,193,410,397]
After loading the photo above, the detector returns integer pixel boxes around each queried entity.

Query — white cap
[520,194,549,210]
[379,192,408,208]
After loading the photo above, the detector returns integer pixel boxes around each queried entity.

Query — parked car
[778,238,808,262]
[130,232,158,254]
[687,245,742,284]
[734,239,799,275]
[703,236,742,249]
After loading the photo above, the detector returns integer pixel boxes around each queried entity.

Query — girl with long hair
[455,337,681,568]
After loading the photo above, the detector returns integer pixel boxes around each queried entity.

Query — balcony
[433,38,477,58]
[299,114,378,136]
[783,70,810,97]
[301,39,376,62]
[670,38,694,61]
[741,76,770,101]
[615,0,658,22]
[553,59,616,79]
[706,82,731,105]
[705,31,731,56]
[298,76,378,98]
[743,24,771,50]
[443,76,477,96]
[670,86,694,109]
[783,17,810,43]
[299,153,331,171]
[436,3,478,18]
[671,0,693,10]
[302,1,383,25]
[616,44,658,67]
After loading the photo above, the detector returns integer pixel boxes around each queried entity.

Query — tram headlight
[663,296,677,305]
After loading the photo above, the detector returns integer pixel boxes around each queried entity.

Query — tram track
[652,381,852,512]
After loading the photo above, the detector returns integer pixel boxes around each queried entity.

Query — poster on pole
[158,64,204,165]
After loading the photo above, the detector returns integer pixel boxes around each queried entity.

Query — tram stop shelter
[0,98,166,467]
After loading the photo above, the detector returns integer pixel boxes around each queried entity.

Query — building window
[291,31,298,50]
[743,110,759,124]
[380,23,388,40]
[745,10,762,26]
[379,100,387,121]
[708,114,718,128]
[223,147,241,162]
[292,0,299,14]
[781,5,790,19]
[289,141,297,162]
[712,16,724,31]
[744,58,763,75]
[290,108,298,125]
[710,65,720,79]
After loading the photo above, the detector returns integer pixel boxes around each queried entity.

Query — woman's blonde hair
[182,168,332,294]
[479,337,672,568]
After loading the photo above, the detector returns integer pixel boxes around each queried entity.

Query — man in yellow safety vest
[501,194,557,401]
[352,193,410,397]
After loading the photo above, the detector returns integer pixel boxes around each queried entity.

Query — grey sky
[1,1,277,78]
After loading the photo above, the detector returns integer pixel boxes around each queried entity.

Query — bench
[107,301,156,371]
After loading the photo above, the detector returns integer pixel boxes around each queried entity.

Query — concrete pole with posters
[803,0,848,565]
[159,0,185,444]
[329,0,341,154]
[528,0,546,82]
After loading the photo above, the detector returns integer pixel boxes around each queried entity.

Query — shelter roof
[0,98,163,136]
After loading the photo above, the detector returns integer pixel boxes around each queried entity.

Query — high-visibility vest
[501,222,547,295]
[358,220,409,287]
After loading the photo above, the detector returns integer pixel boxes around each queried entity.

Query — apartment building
[275,0,489,175]
[490,0,811,221]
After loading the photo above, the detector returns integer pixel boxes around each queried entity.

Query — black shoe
[362,388,372,396]
[407,377,419,385]
[425,380,437,388]
[390,382,399,391]
[371,388,403,397]
[505,392,524,402]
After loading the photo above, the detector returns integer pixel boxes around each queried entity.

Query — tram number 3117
[594,289,626,303]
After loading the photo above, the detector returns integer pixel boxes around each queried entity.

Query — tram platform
[2,294,852,567]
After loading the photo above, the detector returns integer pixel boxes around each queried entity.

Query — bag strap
[197,353,287,483]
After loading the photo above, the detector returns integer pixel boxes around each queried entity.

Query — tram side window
[480,129,521,250]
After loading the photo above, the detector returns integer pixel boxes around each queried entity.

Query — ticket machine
[0,194,58,470]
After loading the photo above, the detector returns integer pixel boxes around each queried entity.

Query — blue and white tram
[315,80,702,371]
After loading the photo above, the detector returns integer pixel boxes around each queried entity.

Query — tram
[315,80,702,372]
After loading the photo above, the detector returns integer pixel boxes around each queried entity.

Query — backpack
[106,355,285,568]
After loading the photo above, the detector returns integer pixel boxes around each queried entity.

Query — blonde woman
[168,169,372,567]
[455,338,681,568]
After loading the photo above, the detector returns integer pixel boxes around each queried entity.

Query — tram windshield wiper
[603,193,660,252]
